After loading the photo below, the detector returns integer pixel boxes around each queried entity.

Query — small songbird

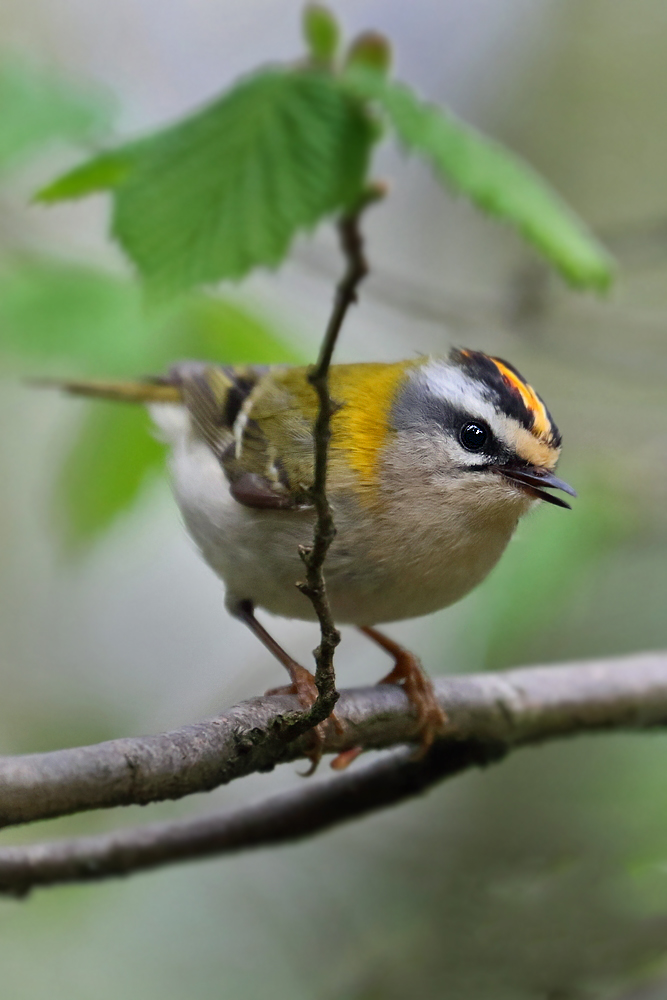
[52,348,575,757]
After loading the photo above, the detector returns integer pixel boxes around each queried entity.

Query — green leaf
[36,149,133,202]
[303,4,340,64]
[56,402,165,549]
[112,67,374,293]
[42,68,375,295]
[345,68,614,291]
[0,58,111,172]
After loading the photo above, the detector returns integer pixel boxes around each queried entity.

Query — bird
[49,348,575,764]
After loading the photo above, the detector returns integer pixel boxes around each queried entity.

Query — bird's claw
[266,664,343,774]
[331,633,447,771]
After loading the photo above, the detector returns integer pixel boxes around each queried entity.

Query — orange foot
[331,627,446,771]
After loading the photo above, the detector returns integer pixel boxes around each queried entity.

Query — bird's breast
[154,402,529,626]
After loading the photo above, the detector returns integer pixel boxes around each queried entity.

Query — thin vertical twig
[296,207,372,728]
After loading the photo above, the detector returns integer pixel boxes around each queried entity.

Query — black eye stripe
[391,382,507,459]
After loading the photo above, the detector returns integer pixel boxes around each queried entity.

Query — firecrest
[54,348,575,752]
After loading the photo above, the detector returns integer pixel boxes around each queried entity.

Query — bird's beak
[495,465,577,509]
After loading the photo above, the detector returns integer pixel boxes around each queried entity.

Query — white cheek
[432,429,498,472]
[448,437,489,468]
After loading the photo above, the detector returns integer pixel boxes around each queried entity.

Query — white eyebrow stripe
[421,363,498,425]
[420,361,522,453]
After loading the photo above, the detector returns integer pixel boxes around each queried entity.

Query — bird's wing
[214,365,317,509]
[166,362,318,510]
[165,362,259,458]
[37,363,317,511]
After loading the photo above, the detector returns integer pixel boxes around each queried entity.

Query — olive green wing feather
[143,361,317,510]
[168,362,309,510]
[215,365,317,509]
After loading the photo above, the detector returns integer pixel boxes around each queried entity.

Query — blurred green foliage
[0,57,111,173]
[0,260,150,372]
[478,475,631,668]
[0,258,301,545]
[56,403,165,549]
[0,259,300,374]
[38,4,612,295]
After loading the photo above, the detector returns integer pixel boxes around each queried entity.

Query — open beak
[496,465,577,509]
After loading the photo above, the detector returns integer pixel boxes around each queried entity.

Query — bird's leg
[231,599,316,702]
[362,626,446,748]
[331,626,446,771]
[229,599,341,771]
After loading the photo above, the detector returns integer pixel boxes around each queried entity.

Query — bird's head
[391,348,575,510]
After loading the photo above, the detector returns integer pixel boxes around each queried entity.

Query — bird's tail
[30,376,183,405]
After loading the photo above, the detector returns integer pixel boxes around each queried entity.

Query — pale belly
[168,432,526,626]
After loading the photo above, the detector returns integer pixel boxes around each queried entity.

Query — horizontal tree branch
[0,742,499,896]
[2,653,667,831]
[1,650,667,895]
[0,653,667,826]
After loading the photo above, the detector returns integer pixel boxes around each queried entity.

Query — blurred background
[1,1,667,997]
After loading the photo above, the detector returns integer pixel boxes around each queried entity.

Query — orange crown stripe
[491,358,551,439]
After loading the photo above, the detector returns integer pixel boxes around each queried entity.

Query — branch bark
[2,650,667,895]
[2,651,667,895]
[0,742,498,896]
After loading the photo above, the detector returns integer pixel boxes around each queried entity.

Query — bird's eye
[459,421,489,452]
